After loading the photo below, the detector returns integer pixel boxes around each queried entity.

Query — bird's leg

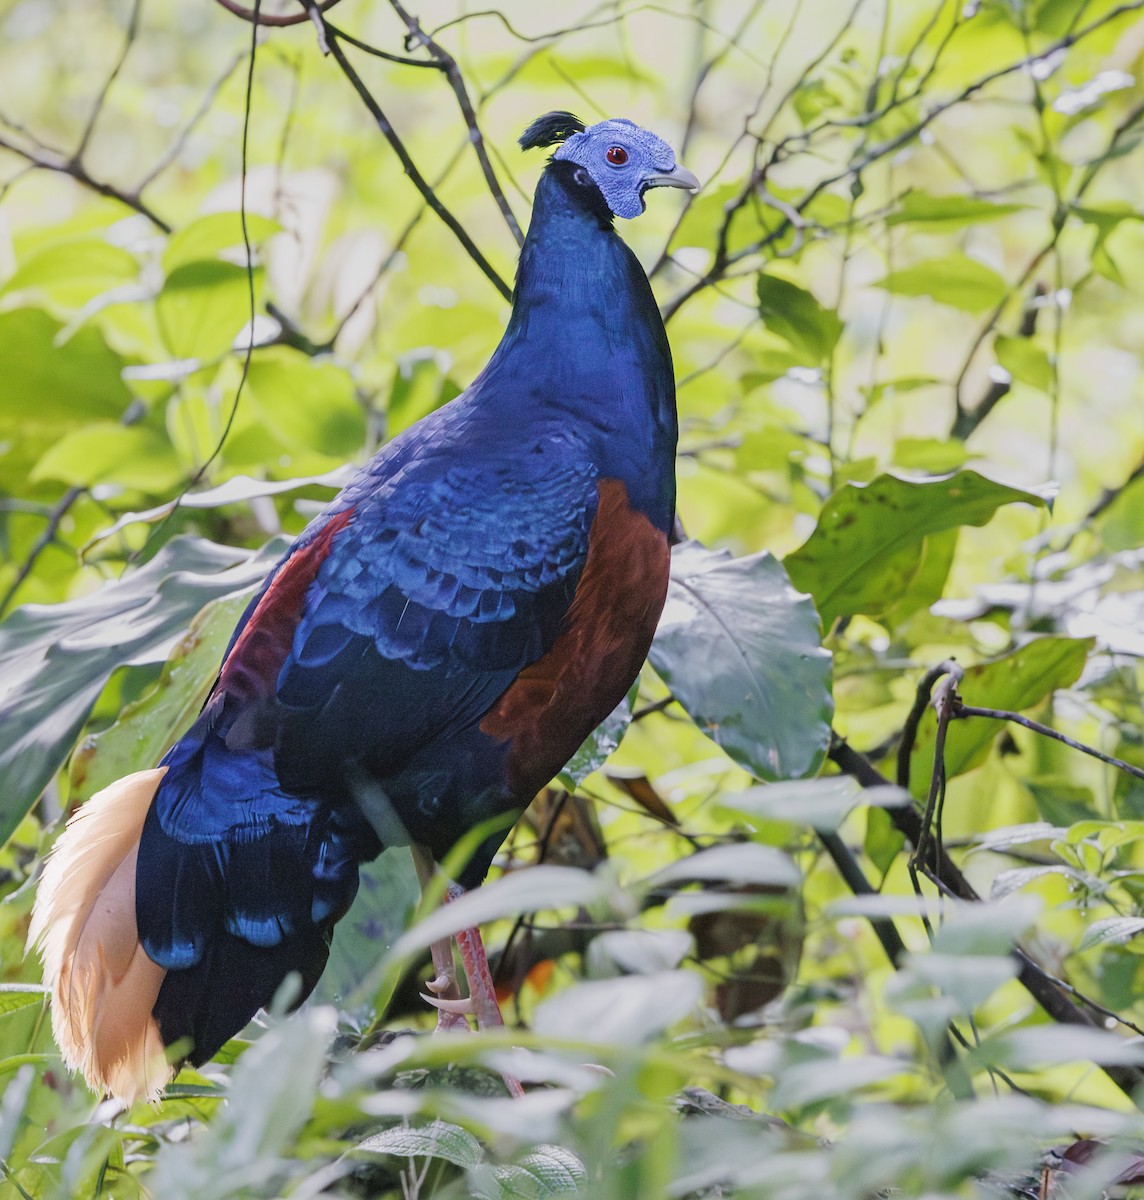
[446,883,525,1099]
[411,846,471,1034]
[446,884,505,1031]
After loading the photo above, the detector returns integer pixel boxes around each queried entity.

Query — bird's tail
[28,768,172,1105]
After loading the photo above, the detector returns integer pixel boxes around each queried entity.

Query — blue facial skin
[554,118,699,219]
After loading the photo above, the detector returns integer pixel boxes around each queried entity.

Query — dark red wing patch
[217,508,354,707]
[479,479,670,797]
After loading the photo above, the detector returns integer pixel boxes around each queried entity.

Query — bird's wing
[269,452,602,772]
[136,449,602,970]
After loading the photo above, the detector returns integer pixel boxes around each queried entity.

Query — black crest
[518,111,586,151]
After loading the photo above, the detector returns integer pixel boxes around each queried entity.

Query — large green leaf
[30,422,182,490]
[1,238,139,307]
[873,253,1009,312]
[163,212,280,274]
[0,307,131,423]
[907,636,1094,796]
[785,471,1044,627]
[246,347,366,457]
[0,535,284,846]
[648,542,833,781]
[156,260,256,360]
[756,273,842,363]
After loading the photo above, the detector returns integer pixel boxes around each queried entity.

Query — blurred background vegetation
[4,0,1144,1196]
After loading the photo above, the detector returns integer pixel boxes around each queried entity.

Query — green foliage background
[3,0,1144,1195]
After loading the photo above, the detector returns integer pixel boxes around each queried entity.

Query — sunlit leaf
[156,259,256,360]
[0,985,46,1018]
[532,970,703,1043]
[30,422,181,490]
[785,471,1044,627]
[1078,917,1144,952]
[246,347,365,457]
[874,253,1009,312]
[994,334,1052,391]
[756,273,843,363]
[649,542,833,781]
[0,306,130,423]
[1,238,138,306]
[163,212,281,273]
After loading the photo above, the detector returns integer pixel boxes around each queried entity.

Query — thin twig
[387,0,523,245]
[75,0,143,160]
[298,1,512,302]
[952,702,1144,783]
[0,488,84,617]
[0,132,171,232]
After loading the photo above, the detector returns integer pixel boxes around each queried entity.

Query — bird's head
[519,111,699,220]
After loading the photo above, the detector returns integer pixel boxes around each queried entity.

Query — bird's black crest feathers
[519,111,586,151]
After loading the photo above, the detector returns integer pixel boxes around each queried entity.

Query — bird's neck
[475,164,677,528]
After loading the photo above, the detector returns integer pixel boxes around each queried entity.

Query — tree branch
[296,0,512,302]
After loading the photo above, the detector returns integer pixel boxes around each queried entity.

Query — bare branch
[386,0,523,245]
[297,0,512,302]
[952,702,1144,783]
[0,131,172,232]
[212,0,343,27]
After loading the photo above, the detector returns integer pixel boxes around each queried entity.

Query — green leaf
[649,543,832,781]
[0,985,46,1019]
[874,253,1009,312]
[756,274,843,363]
[312,847,419,1004]
[388,866,609,963]
[785,471,1044,627]
[532,970,703,1043]
[995,335,1052,392]
[1078,917,1144,952]
[648,842,800,889]
[891,438,971,473]
[163,212,280,274]
[907,637,1094,795]
[0,307,131,424]
[30,422,181,490]
[472,1146,587,1198]
[156,259,255,360]
[357,1120,484,1168]
[886,192,1026,229]
[246,347,366,457]
[0,535,284,847]
[2,238,139,306]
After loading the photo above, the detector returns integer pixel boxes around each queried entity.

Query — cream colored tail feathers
[28,768,172,1106]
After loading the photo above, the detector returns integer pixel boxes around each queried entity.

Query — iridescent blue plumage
[129,116,696,1066]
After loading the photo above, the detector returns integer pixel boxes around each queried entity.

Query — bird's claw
[424,971,456,996]
[420,993,475,1015]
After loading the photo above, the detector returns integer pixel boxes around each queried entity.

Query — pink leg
[423,934,471,1035]
[412,846,470,1034]
[447,883,525,1098]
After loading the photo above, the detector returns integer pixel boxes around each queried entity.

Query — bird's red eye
[605,145,628,166]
